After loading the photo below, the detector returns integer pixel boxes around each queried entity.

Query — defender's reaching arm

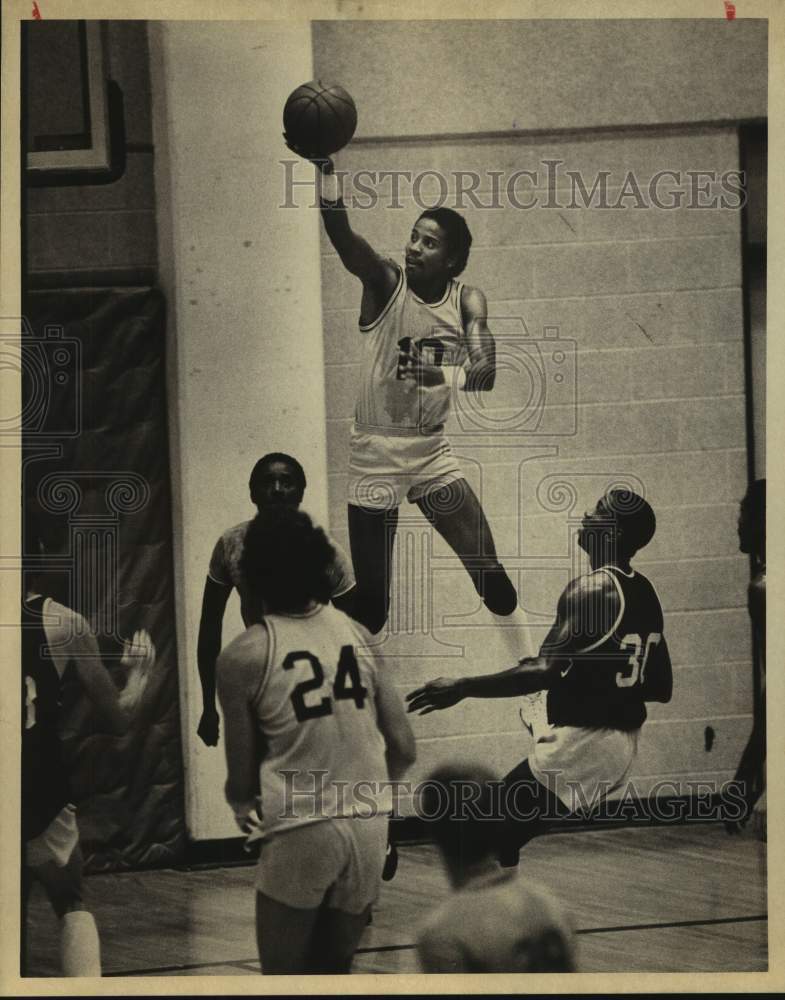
[406,574,619,714]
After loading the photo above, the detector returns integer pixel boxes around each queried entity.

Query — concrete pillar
[150,21,326,839]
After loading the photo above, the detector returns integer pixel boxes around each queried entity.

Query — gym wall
[313,19,766,800]
[24,21,184,868]
[26,21,156,286]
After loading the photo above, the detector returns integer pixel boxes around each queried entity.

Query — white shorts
[347,425,463,510]
[529,726,640,811]
[255,816,388,914]
[25,803,79,869]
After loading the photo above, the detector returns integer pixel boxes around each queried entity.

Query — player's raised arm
[284,139,397,298]
[460,286,496,392]
[406,574,619,714]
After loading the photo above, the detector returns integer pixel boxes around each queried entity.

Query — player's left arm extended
[217,639,263,826]
[461,286,496,392]
[406,575,617,714]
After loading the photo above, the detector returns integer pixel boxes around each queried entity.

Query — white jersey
[355,264,468,434]
[253,604,390,835]
[207,517,355,626]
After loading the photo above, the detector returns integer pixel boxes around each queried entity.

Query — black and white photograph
[2,0,781,990]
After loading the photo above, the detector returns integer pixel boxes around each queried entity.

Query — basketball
[283,80,358,157]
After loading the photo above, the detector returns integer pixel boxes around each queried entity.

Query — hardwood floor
[23,823,767,977]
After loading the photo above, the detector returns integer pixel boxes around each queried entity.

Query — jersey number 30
[616,633,661,688]
[283,646,368,723]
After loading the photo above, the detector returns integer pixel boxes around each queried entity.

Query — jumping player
[197,452,357,746]
[416,763,576,973]
[407,490,672,866]
[216,507,416,974]
[22,520,156,976]
[285,141,518,636]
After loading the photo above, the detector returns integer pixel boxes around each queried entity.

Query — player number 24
[283,645,368,722]
[616,633,662,689]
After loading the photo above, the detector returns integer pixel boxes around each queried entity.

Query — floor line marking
[102,913,768,975]
[576,912,767,936]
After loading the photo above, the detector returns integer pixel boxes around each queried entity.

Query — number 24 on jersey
[284,645,368,723]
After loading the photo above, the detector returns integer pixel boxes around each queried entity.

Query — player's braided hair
[417,207,472,276]
[240,506,334,613]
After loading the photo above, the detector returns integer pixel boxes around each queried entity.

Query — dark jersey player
[22,525,155,976]
[407,489,673,865]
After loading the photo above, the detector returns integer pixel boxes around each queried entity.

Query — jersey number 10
[283,645,368,723]
[616,633,662,689]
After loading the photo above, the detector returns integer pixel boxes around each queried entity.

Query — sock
[61,910,101,977]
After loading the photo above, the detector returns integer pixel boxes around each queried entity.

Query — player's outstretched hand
[121,628,156,673]
[282,133,334,174]
[198,708,220,747]
[118,628,156,711]
[406,678,463,715]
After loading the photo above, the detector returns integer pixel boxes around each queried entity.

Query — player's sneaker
[519,691,548,737]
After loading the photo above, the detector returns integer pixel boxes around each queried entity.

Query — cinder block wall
[26,22,156,286]
[314,19,764,798]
